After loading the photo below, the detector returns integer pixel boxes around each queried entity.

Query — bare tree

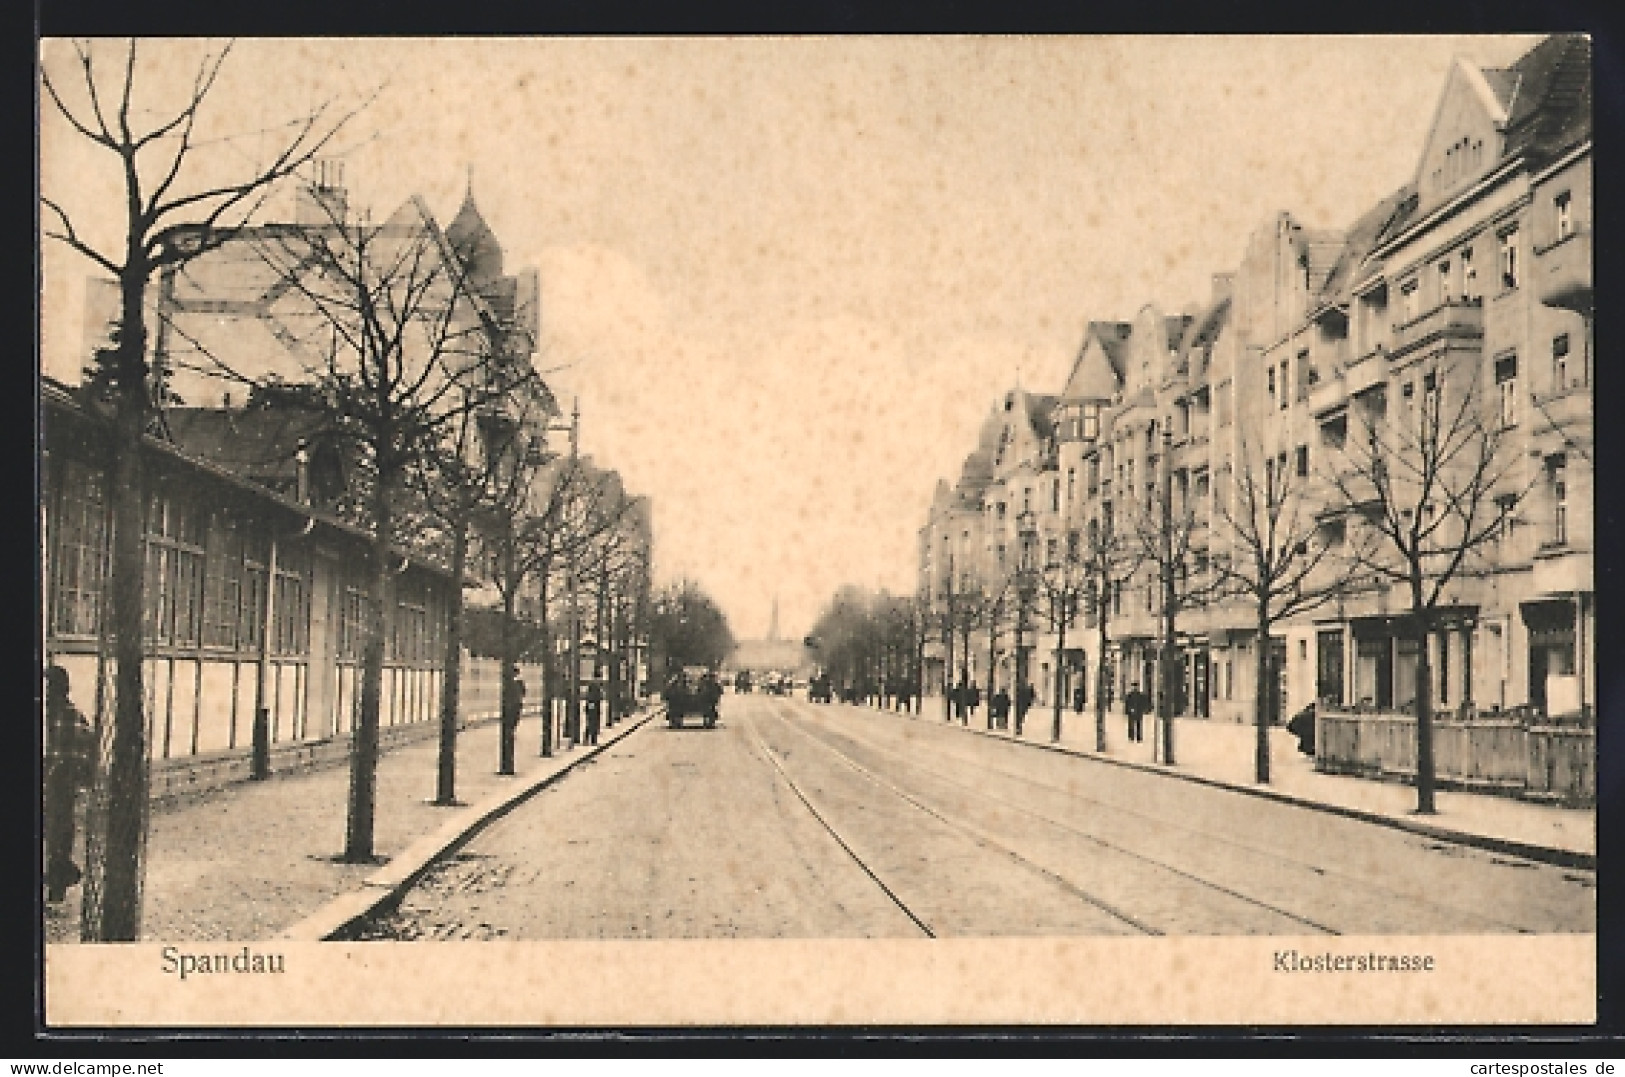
[41,39,362,939]
[1211,437,1339,784]
[1133,425,1226,765]
[413,372,554,800]
[225,196,523,861]
[1326,360,1529,813]
[1077,506,1141,753]
[1037,529,1089,744]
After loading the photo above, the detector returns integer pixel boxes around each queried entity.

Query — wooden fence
[1317,710,1594,806]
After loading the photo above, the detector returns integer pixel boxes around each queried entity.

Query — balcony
[1532,545,1593,597]
[1343,346,1387,398]
[1389,299,1484,361]
[1538,231,1592,313]
[1308,373,1348,418]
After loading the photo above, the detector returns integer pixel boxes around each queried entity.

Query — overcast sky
[40,35,1544,642]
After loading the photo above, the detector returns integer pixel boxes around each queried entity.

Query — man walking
[1124,682,1150,744]
[45,665,93,904]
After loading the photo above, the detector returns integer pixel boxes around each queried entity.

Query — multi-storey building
[919,34,1593,766]
[43,172,583,781]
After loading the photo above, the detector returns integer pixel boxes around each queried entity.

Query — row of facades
[43,172,650,779]
[917,35,1593,747]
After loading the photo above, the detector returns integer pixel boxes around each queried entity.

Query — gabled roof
[1177,296,1231,381]
[1060,321,1129,402]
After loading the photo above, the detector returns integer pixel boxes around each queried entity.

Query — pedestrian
[1072,682,1086,714]
[584,680,603,745]
[967,682,981,724]
[992,687,1011,730]
[1124,682,1150,743]
[45,665,93,904]
[1015,682,1035,735]
[698,670,723,728]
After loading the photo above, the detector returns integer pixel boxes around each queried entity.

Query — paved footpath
[884,696,1593,863]
[46,709,649,943]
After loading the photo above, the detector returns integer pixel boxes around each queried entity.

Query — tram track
[764,698,1560,935]
[800,707,1562,935]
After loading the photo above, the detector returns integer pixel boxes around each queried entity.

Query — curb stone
[888,708,1595,871]
[279,708,658,941]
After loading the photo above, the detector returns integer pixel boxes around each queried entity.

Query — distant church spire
[767,596,780,641]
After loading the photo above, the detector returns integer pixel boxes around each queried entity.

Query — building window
[1552,334,1571,392]
[1461,246,1478,301]
[1498,226,1519,290]
[997,501,1006,521]
[1267,364,1276,407]
[1400,277,1421,322]
[1295,445,1309,478]
[1495,354,1518,427]
[1082,402,1100,440]
[1066,468,1076,506]
[1051,479,1060,513]
[1023,487,1032,514]
[1437,258,1452,302]
[1555,190,1573,241]
[50,460,110,639]
[1279,361,1290,410]
[143,489,206,648]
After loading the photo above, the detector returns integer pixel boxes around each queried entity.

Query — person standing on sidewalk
[992,686,1011,730]
[584,680,603,745]
[1124,683,1149,743]
[45,665,93,904]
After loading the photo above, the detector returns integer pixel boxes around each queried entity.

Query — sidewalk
[905,698,1594,864]
[46,708,651,943]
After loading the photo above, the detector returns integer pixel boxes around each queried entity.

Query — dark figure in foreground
[1286,703,1317,756]
[1124,683,1150,744]
[45,665,94,904]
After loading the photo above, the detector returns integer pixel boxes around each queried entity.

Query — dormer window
[1082,402,1100,441]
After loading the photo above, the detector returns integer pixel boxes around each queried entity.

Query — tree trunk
[84,285,153,939]
[942,607,953,722]
[1413,608,1437,814]
[1254,601,1272,785]
[986,603,998,730]
[537,561,554,758]
[1094,606,1109,753]
[498,538,519,776]
[1051,601,1066,744]
[434,510,468,805]
[345,469,392,863]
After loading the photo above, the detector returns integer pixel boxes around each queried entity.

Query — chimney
[294,159,348,226]
[1211,272,1235,306]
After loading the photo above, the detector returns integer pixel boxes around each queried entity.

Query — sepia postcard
[38,34,1596,1028]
